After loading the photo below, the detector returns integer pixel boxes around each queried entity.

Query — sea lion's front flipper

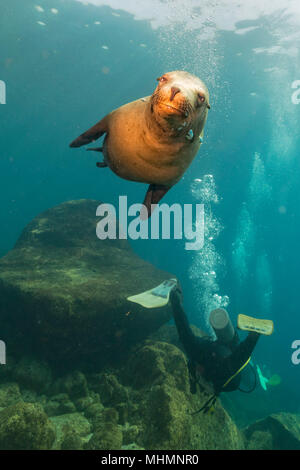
[69,116,108,148]
[141,184,171,219]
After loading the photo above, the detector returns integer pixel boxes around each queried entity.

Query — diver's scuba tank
[209,308,235,344]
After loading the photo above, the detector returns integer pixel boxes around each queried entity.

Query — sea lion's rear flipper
[69,116,108,148]
[141,184,171,219]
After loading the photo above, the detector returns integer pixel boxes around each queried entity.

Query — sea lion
[70,70,210,217]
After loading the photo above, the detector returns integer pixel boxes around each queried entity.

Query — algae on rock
[98,340,245,450]
[50,412,91,450]
[0,382,22,408]
[0,402,55,450]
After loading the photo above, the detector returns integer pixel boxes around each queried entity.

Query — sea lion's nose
[170,86,181,101]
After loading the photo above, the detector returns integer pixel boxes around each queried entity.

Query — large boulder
[244,412,300,450]
[85,340,244,450]
[0,200,173,368]
[125,341,244,450]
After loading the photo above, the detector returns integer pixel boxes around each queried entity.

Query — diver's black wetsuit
[170,288,260,394]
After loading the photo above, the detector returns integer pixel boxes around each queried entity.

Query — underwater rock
[74,395,96,412]
[91,407,120,433]
[121,442,145,450]
[115,402,129,425]
[61,428,84,450]
[97,373,129,406]
[0,402,55,450]
[84,402,104,420]
[44,393,76,417]
[44,399,63,417]
[128,340,190,392]
[52,371,89,399]
[149,323,207,350]
[245,430,273,450]
[0,338,244,450]
[12,357,52,393]
[20,389,39,404]
[122,423,141,445]
[244,412,300,450]
[50,412,91,450]
[0,382,22,407]
[0,199,173,367]
[84,422,123,450]
[121,340,243,450]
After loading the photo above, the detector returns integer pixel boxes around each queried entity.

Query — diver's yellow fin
[238,314,274,336]
[127,279,177,308]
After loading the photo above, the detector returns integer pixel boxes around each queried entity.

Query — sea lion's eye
[198,93,205,104]
[157,76,168,83]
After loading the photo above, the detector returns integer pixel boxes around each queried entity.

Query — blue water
[1,0,300,425]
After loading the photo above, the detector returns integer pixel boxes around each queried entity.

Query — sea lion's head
[150,70,210,136]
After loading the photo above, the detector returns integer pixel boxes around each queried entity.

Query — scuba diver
[128,279,274,414]
[169,283,273,412]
